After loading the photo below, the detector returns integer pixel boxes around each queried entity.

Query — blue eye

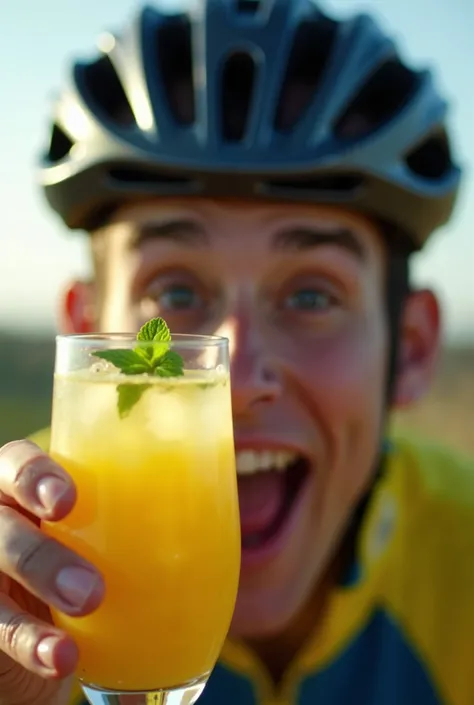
[284,288,332,312]
[159,285,200,310]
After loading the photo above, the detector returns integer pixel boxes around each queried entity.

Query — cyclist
[0,1,472,704]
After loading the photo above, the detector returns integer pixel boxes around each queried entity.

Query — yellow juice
[44,369,240,691]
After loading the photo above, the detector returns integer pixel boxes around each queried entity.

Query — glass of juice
[43,324,240,705]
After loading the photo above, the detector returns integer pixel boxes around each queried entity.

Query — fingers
[0,591,78,678]
[0,442,102,684]
[0,441,76,521]
[0,506,104,617]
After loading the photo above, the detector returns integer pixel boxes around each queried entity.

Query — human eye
[136,272,212,332]
[155,283,203,311]
[282,286,336,313]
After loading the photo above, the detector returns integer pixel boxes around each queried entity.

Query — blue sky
[0,0,472,341]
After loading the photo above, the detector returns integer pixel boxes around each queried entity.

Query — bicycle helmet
[38,0,462,249]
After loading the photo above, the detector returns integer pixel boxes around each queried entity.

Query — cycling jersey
[30,428,474,705]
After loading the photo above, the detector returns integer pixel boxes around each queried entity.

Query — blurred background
[0,0,472,451]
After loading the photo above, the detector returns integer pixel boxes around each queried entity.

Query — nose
[218,316,282,416]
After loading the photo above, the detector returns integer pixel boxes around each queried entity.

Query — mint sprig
[93,317,184,418]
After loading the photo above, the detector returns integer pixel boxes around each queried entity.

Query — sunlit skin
[61,198,440,679]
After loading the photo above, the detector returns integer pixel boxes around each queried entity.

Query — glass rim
[55,332,228,348]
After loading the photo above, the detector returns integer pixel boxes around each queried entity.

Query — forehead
[103,197,385,262]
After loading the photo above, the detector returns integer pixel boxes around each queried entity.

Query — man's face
[85,198,392,637]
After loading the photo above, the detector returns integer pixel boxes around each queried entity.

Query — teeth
[236,450,299,476]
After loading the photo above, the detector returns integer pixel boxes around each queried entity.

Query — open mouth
[236,450,310,556]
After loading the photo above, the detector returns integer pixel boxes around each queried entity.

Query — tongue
[238,472,286,535]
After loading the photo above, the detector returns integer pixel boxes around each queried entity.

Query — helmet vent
[274,16,338,133]
[236,0,260,13]
[334,58,419,140]
[108,165,193,186]
[221,52,256,142]
[405,130,452,179]
[48,124,74,162]
[156,18,195,126]
[79,54,135,128]
[263,173,364,194]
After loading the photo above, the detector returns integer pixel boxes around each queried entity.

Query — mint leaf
[94,349,152,374]
[151,342,171,365]
[137,318,171,344]
[134,346,154,362]
[136,318,172,366]
[92,317,185,419]
[117,383,150,419]
[154,350,184,378]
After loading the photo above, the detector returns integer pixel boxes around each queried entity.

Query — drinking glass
[43,333,240,705]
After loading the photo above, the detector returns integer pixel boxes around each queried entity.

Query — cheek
[295,316,388,496]
[299,317,386,402]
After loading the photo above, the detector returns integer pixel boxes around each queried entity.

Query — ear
[392,289,441,409]
[59,280,97,334]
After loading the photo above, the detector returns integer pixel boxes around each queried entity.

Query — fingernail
[56,566,100,608]
[37,476,68,513]
[37,636,58,670]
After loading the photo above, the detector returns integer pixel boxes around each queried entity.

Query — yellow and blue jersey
[30,428,474,705]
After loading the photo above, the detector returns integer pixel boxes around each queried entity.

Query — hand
[0,440,104,705]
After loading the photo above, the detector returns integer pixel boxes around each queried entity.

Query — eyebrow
[129,218,366,261]
[129,219,209,248]
[272,226,366,260]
